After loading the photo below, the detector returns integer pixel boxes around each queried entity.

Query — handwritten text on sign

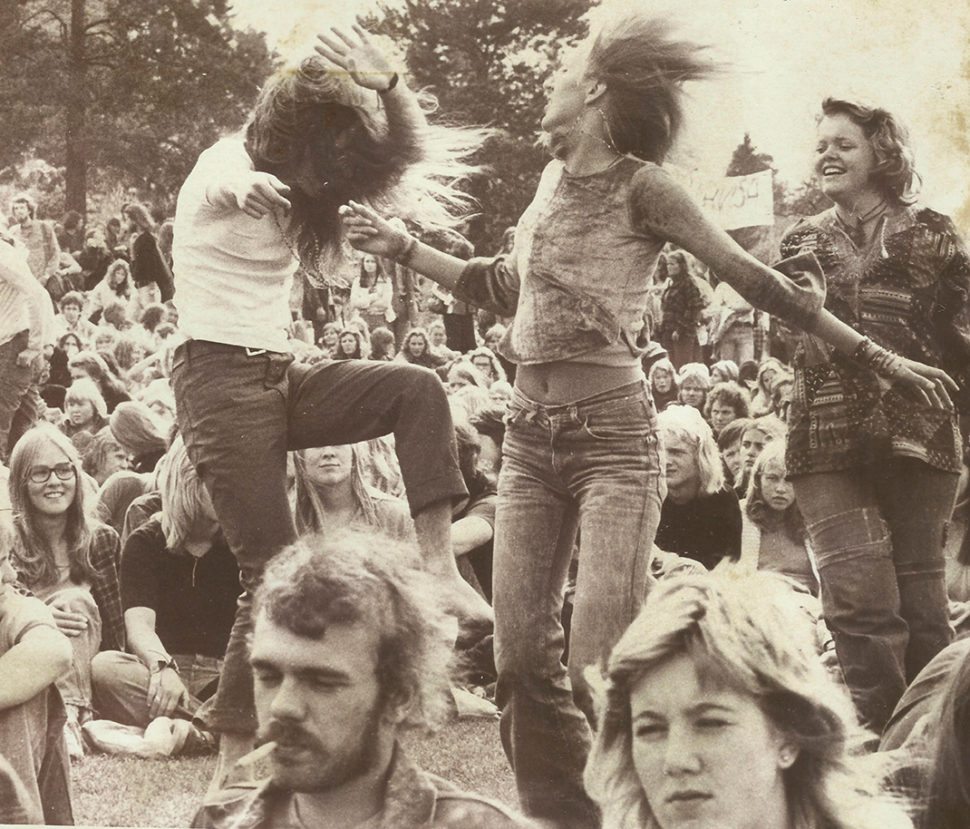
[673,168,775,230]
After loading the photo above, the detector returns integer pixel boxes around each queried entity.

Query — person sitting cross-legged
[91,436,238,753]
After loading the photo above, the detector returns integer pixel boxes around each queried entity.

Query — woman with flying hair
[340,15,954,826]
[169,22,491,785]
[8,426,124,758]
[395,327,446,369]
[123,203,174,303]
[779,97,970,731]
[584,570,913,829]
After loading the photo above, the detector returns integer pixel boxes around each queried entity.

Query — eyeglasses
[28,464,76,484]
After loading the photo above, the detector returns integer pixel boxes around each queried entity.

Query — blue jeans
[0,330,43,463]
[494,381,664,828]
[92,651,222,727]
[171,340,466,733]
[792,458,958,731]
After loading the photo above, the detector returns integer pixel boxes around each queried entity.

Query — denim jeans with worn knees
[792,459,957,732]
[493,381,664,829]
[171,342,466,734]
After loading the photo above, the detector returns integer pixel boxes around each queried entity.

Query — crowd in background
[1,14,970,821]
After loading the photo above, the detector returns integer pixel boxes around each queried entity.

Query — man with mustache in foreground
[194,527,531,829]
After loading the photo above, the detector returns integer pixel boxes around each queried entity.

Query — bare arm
[631,166,956,407]
[338,201,470,291]
[451,516,493,557]
[0,625,71,709]
[125,607,187,719]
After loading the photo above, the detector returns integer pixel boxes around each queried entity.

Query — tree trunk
[65,0,87,215]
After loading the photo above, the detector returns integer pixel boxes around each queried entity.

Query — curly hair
[704,381,750,422]
[820,97,919,205]
[586,15,717,163]
[124,202,156,234]
[254,527,454,731]
[105,259,133,297]
[585,570,911,829]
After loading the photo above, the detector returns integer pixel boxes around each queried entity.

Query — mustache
[257,720,323,753]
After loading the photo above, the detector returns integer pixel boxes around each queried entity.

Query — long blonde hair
[8,426,95,587]
[156,436,212,551]
[585,570,912,829]
[292,445,381,534]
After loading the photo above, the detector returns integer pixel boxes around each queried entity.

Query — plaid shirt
[14,523,125,652]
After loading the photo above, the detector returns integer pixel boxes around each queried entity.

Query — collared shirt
[10,219,60,281]
[195,745,534,829]
[13,523,126,652]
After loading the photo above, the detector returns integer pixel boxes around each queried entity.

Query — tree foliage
[0,0,275,215]
[365,0,596,253]
[725,132,829,218]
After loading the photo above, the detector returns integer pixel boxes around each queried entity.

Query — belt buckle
[245,347,267,358]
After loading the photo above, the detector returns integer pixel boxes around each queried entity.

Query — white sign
[674,168,775,230]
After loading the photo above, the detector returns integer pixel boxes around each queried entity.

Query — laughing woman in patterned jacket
[779,97,970,733]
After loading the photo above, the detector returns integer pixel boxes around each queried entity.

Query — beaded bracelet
[852,337,903,378]
[397,234,418,266]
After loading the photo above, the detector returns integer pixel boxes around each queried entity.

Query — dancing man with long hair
[169,22,491,789]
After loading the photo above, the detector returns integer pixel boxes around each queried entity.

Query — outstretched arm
[631,166,956,409]
[339,201,468,290]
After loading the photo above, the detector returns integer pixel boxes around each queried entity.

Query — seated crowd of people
[1,200,969,828]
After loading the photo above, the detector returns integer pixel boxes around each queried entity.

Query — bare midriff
[516,360,644,405]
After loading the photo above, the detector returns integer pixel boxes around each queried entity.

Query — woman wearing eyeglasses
[7,426,124,759]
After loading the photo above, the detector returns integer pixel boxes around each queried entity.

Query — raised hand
[315,21,397,91]
[339,200,411,258]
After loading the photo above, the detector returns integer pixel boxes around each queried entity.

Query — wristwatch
[149,656,179,674]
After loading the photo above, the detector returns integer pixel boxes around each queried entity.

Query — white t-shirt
[172,137,297,353]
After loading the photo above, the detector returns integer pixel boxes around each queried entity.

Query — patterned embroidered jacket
[779,205,970,476]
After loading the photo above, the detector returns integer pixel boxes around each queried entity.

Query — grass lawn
[72,718,517,827]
